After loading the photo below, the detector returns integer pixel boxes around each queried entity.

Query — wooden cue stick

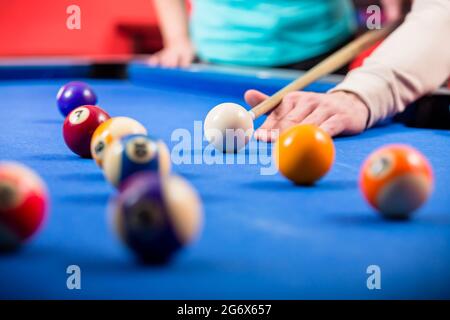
[249,23,397,120]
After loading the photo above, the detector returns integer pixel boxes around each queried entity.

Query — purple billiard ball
[56,81,98,117]
[110,172,203,264]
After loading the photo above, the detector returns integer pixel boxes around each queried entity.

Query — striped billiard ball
[90,117,147,168]
[103,134,171,188]
[359,144,434,219]
[0,162,49,251]
[110,172,202,264]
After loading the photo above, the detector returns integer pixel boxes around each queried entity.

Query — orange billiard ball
[90,117,147,168]
[274,124,335,185]
[359,144,434,219]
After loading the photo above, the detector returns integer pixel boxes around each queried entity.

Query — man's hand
[245,90,370,141]
[148,38,195,68]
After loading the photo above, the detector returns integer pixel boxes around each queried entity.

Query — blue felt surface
[0,66,449,299]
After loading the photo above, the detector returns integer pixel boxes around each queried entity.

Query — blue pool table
[0,60,449,299]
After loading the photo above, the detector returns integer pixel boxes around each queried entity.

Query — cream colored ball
[204,103,254,153]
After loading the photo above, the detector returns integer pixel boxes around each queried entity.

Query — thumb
[244,89,269,108]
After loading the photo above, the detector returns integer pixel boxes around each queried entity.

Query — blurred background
[0,0,379,58]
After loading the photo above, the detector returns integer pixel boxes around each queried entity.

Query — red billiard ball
[63,105,110,158]
[359,144,434,219]
[0,162,49,251]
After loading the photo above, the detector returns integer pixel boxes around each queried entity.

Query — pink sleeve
[329,0,450,128]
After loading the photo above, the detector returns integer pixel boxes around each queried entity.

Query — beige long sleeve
[330,0,450,128]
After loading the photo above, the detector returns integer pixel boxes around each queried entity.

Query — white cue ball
[203,103,254,153]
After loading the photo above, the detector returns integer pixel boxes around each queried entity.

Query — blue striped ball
[103,134,171,188]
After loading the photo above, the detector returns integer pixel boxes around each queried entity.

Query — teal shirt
[191,0,357,67]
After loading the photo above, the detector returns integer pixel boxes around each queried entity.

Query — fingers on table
[319,114,347,137]
[255,92,330,141]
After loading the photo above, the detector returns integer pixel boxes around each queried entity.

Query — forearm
[153,0,190,45]
[331,0,450,127]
